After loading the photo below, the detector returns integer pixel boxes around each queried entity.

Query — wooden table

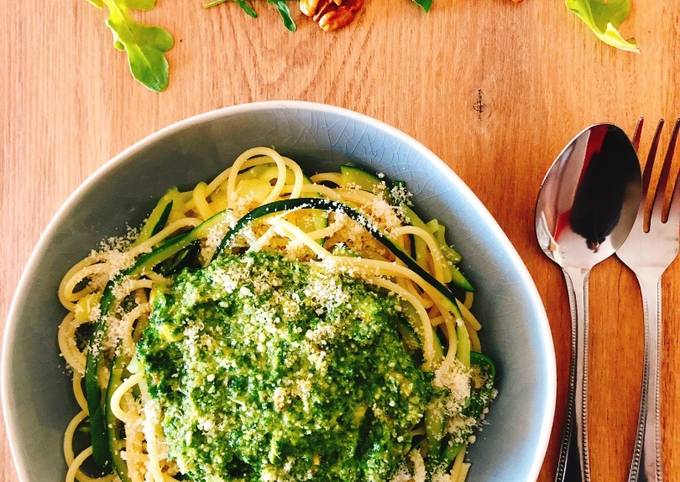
[1,1,679,480]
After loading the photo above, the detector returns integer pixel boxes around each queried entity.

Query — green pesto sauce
[138,252,433,481]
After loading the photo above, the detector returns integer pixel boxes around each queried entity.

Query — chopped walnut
[299,0,320,16]
[300,0,365,32]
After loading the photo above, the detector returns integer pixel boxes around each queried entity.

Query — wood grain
[1,0,679,480]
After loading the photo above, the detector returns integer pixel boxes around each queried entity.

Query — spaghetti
[58,147,495,482]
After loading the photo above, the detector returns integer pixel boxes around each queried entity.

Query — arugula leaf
[237,0,258,18]
[204,0,273,22]
[268,0,297,31]
[566,0,639,52]
[413,0,432,12]
[97,0,174,92]
[121,0,157,9]
[203,0,226,6]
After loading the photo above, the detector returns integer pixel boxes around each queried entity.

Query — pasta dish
[57,147,496,482]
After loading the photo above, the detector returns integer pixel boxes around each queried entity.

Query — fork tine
[652,118,679,221]
[632,117,644,151]
[663,119,680,222]
[653,123,675,195]
[643,119,665,197]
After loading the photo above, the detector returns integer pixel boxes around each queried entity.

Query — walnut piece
[300,0,365,32]
[299,0,320,16]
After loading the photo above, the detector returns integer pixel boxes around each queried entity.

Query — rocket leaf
[413,0,432,12]
[566,0,639,52]
[91,0,174,92]
[268,0,297,31]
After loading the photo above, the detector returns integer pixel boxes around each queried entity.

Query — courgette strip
[470,351,496,379]
[428,219,462,264]
[106,350,131,482]
[156,241,201,276]
[424,404,445,458]
[335,169,473,292]
[440,442,464,470]
[133,189,177,246]
[464,351,497,420]
[339,164,381,191]
[450,264,474,292]
[213,198,464,317]
[85,210,231,469]
[151,202,173,236]
[456,323,472,367]
[402,206,431,271]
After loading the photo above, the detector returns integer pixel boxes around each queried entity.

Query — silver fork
[617,117,680,482]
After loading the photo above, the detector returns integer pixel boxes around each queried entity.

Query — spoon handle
[556,267,592,482]
[628,272,663,482]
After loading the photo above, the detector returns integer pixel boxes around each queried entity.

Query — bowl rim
[1,100,556,482]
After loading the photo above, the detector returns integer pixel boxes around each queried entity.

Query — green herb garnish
[566,0,639,52]
[237,0,259,18]
[269,0,297,31]
[205,0,296,31]
[205,0,258,18]
[413,0,432,12]
[89,0,174,92]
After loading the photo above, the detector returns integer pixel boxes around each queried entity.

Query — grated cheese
[434,356,471,415]
[431,467,455,482]
[390,450,428,482]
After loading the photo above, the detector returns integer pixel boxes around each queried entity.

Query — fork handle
[629,273,664,482]
[556,267,592,482]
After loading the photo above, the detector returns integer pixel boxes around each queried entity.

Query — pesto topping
[138,252,434,481]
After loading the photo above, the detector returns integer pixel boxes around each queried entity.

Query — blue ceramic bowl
[1,101,555,481]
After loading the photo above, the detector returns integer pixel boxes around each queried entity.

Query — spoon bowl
[537,124,641,269]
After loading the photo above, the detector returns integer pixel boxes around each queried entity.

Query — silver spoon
[535,124,642,482]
